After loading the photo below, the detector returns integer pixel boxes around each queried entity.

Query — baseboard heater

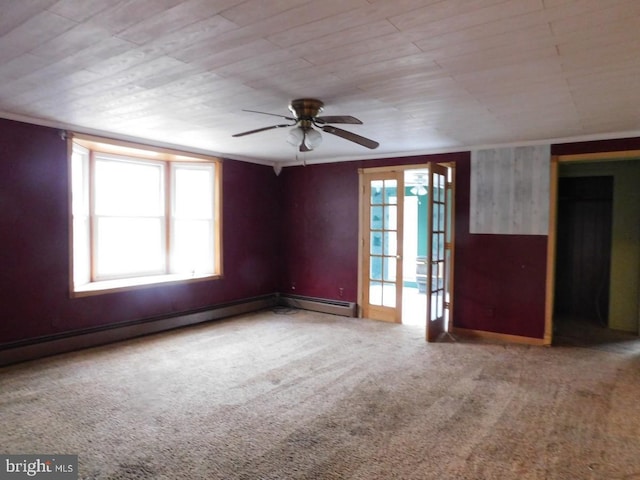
[0,294,278,367]
[278,294,357,317]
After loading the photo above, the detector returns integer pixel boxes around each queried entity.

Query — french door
[359,164,452,341]
[360,171,404,323]
[426,164,449,341]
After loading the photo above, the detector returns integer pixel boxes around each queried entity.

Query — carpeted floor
[1,308,640,479]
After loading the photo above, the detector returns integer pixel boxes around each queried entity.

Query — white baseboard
[278,294,357,317]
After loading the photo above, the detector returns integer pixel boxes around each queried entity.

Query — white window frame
[69,134,222,297]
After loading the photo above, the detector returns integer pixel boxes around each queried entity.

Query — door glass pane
[371,181,383,204]
[370,206,383,230]
[370,281,382,305]
[385,205,397,230]
[446,188,452,242]
[431,293,438,320]
[370,256,383,280]
[383,232,397,256]
[384,180,397,204]
[383,256,396,281]
[437,174,446,202]
[370,232,383,255]
[445,249,451,302]
[382,283,396,307]
[438,203,445,231]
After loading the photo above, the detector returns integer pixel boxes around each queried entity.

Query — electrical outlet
[338,287,344,298]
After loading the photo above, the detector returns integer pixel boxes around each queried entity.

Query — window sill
[72,273,220,297]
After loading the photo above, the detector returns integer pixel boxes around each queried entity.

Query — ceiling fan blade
[315,115,362,125]
[232,124,292,137]
[242,109,296,122]
[321,125,379,149]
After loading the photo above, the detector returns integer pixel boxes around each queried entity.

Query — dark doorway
[554,176,613,326]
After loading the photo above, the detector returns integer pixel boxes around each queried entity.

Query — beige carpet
[1,308,640,479]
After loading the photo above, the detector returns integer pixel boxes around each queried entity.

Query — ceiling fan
[232,98,379,152]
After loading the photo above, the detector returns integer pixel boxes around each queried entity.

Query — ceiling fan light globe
[286,126,304,146]
[304,128,322,149]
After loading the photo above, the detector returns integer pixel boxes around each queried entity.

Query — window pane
[73,217,90,286]
[172,219,213,274]
[95,157,163,216]
[71,146,90,287]
[71,148,89,216]
[95,217,164,277]
[174,166,213,219]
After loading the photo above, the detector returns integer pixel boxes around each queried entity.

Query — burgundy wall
[279,153,549,339]
[453,156,548,338]
[552,137,640,156]
[278,154,467,302]
[279,162,360,301]
[0,118,280,345]
[5,114,638,346]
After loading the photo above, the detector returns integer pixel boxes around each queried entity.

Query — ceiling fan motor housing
[289,98,324,122]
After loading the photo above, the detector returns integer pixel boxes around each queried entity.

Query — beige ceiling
[1,0,639,167]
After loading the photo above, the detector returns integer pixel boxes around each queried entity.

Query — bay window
[70,135,221,295]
